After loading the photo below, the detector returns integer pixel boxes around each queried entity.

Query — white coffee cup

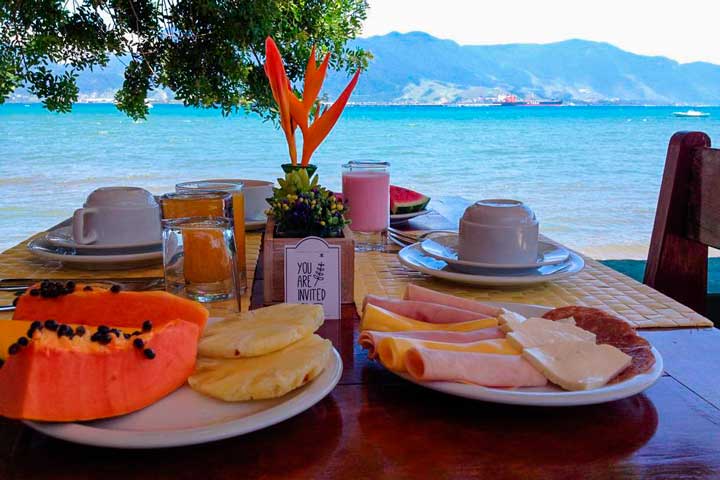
[195,178,274,221]
[458,199,539,265]
[72,187,161,246]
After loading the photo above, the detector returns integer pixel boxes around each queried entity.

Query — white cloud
[363,0,720,64]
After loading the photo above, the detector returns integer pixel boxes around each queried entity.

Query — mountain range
[8,31,720,105]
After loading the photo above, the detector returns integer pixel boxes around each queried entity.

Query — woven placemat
[354,249,713,329]
[0,231,263,318]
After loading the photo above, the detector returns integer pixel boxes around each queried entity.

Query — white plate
[46,226,161,251]
[392,302,663,406]
[25,347,342,448]
[27,237,162,270]
[420,234,570,271]
[398,243,584,286]
[390,209,431,224]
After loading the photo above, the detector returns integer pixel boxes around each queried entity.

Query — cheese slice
[498,309,527,333]
[376,337,519,372]
[522,341,631,391]
[506,317,596,350]
[556,316,577,325]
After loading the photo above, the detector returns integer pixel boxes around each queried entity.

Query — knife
[0,277,165,292]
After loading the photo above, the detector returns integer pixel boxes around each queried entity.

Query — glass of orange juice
[175,181,247,294]
[160,191,237,303]
[162,217,236,302]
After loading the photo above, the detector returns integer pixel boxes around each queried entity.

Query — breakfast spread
[360,285,657,392]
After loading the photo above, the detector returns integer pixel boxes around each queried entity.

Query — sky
[363,0,720,64]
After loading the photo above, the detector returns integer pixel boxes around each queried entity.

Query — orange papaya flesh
[0,319,198,421]
[0,320,140,360]
[13,282,208,334]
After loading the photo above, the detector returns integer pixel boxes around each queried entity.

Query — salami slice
[542,306,636,343]
[542,306,655,381]
[611,346,656,383]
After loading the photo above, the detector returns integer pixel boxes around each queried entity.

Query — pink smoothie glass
[342,161,390,251]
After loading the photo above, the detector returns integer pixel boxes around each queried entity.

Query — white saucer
[398,242,584,286]
[28,237,162,270]
[46,226,161,251]
[420,234,570,271]
[390,209,431,224]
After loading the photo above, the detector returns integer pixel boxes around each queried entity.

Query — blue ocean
[1,103,719,257]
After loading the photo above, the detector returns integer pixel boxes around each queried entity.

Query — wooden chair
[645,131,720,314]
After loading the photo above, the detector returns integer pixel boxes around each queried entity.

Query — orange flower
[297,68,360,166]
[264,37,361,167]
[264,37,297,165]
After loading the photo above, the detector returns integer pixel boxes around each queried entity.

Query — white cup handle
[72,208,99,244]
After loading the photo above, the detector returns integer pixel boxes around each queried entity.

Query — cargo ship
[495,95,563,106]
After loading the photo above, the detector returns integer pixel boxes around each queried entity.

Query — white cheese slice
[522,341,632,391]
[555,316,577,325]
[505,317,596,350]
[498,309,527,333]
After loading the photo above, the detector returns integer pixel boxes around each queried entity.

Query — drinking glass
[175,181,247,293]
[342,161,390,251]
[162,217,237,303]
[160,191,231,219]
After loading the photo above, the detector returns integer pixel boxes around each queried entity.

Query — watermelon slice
[390,186,430,214]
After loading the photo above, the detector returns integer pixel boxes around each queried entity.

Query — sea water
[2,103,719,257]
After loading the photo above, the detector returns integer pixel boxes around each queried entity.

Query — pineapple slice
[198,303,323,358]
[189,334,331,401]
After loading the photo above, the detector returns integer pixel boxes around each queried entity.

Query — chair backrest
[645,131,720,314]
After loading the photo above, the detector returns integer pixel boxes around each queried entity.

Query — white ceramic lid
[84,187,157,208]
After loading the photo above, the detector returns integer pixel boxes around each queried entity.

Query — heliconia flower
[264,37,298,165]
[297,69,360,166]
[264,37,361,167]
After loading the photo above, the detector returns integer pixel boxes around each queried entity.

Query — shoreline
[5,101,720,108]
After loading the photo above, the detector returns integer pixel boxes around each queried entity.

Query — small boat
[673,110,710,118]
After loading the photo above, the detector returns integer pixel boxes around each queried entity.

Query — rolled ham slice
[362,304,498,333]
[358,328,505,359]
[403,284,502,317]
[363,295,491,323]
[405,347,548,387]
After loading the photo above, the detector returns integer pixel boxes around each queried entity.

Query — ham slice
[363,295,491,323]
[403,284,501,317]
[361,304,498,333]
[405,347,548,388]
[358,328,506,358]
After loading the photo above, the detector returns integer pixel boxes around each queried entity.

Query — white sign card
[284,236,341,320]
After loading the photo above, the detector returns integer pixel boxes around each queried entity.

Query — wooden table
[1,198,720,479]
